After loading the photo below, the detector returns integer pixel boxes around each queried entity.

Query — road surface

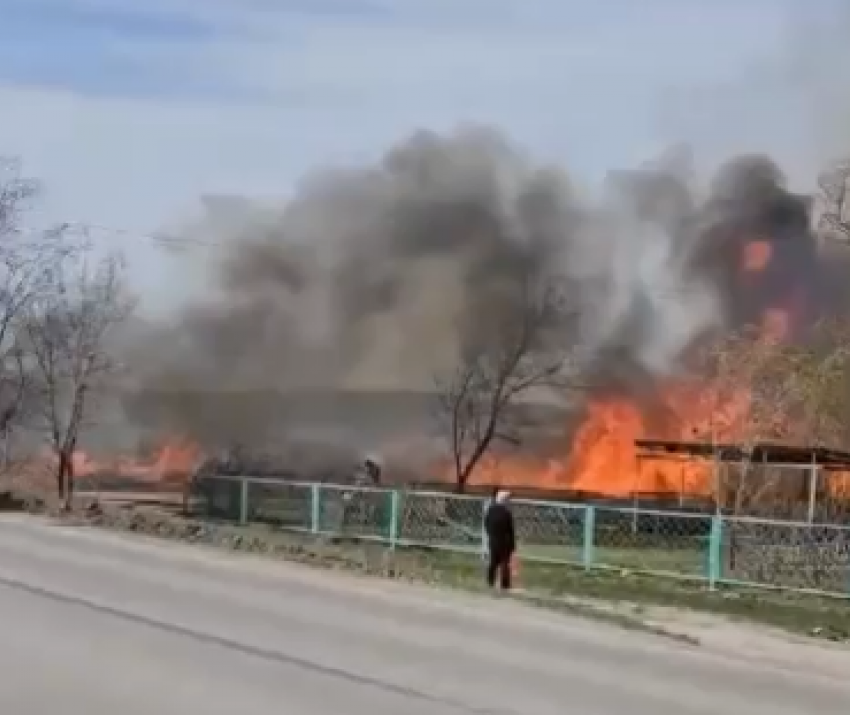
[0,515,847,715]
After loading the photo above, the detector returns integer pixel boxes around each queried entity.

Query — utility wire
[21,221,746,300]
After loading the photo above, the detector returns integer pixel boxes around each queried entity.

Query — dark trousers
[486,550,512,590]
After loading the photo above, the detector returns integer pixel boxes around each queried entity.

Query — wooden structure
[635,439,850,521]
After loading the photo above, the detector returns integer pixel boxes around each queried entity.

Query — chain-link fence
[247,481,312,531]
[512,499,585,564]
[318,484,393,541]
[589,507,711,576]
[190,474,243,521]
[397,491,482,551]
[723,517,850,593]
[188,476,850,597]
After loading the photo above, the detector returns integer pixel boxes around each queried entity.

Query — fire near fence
[190,476,850,598]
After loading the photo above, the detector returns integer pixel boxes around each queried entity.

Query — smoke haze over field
[120,126,847,452]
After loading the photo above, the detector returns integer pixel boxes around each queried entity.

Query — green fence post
[238,479,249,525]
[311,483,321,534]
[387,490,400,549]
[707,514,723,590]
[582,505,595,571]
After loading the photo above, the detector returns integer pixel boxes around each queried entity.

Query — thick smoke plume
[122,127,843,453]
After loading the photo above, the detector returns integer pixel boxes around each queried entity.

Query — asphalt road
[0,516,847,715]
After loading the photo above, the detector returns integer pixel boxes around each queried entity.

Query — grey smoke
[123,127,835,452]
[132,127,584,393]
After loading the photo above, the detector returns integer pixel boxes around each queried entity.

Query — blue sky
[0,0,847,312]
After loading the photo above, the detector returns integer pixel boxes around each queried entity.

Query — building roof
[635,439,850,469]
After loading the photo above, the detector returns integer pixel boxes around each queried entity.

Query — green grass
[520,544,705,575]
[390,545,850,640]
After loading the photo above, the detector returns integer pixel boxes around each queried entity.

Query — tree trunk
[455,464,471,494]
[55,461,64,501]
[56,450,74,511]
[67,457,75,506]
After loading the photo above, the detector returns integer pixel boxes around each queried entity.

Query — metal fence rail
[190,476,850,598]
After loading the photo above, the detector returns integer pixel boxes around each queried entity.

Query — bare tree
[781,319,850,445]
[0,158,74,469]
[816,160,850,242]
[434,274,578,492]
[24,251,135,507]
[698,325,800,515]
[702,319,850,517]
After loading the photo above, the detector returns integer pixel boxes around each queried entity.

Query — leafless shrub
[434,271,579,491]
[23,252,135,506]
[0,158,78,472]
[816,160,850,242]
[703,319,850,515]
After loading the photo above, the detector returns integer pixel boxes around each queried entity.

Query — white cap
[495,490,511,503]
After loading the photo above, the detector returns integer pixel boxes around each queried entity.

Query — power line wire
[18,221,769,300]
[65,222,225,248]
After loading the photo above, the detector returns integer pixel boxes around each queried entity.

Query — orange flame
[456,237,850,502]
[68,440,201,485]
[465,381,752,497]
[741,240,772,272]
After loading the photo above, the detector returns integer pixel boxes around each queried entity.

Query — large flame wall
[465,236,850,499]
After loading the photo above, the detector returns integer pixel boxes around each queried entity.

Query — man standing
[484,489,516,590]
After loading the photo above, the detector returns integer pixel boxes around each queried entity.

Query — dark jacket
[484,501,516,555]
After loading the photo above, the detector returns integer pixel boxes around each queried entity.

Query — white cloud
[1,0,843,312]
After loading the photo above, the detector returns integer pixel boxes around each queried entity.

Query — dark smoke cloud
[121,126,847,454]
[127,127,580,406]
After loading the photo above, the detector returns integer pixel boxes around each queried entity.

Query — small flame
[66,441,201,484]
[742,240,772,272]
